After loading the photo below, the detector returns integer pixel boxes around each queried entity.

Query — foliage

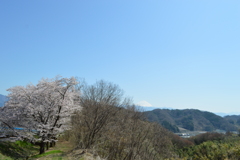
[0,153,12,160]
[224,115,240,129]
[0,76,81,154]
[161,120,180,133]
[15,140,34,147]
[177,136,240,160]
[0,140,74,160]
[180,116,194,131]
[189,132,225,145]
[170,134,194,149]
[0,140,38,159]
[30,150,63,158]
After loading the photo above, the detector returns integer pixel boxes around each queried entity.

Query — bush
[177,135,240,159]
[190,132,225,145]
[170,134,194,149]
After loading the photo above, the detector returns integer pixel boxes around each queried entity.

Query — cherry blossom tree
[2,76,81,154]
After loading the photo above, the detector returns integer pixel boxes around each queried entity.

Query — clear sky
[1,0,240,113]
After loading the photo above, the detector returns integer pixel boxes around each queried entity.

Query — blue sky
[1,0,240,113]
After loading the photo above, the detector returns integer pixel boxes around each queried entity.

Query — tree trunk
[39,141,45,154]
[53,141,56,147]
[50,141,56,147]
[50,141,53,147]
[46,142,49,150]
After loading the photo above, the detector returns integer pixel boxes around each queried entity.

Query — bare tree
[69,80,175,160]
[71,80,131,149]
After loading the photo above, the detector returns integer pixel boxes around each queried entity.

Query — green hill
[144,109,238,132]
[224,115,240,126]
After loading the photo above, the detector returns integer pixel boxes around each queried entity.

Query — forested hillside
[224,115,240,126]
[144,109,238,132]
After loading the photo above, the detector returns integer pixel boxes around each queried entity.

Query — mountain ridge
[144,108,238,133]
[140,106,240,117]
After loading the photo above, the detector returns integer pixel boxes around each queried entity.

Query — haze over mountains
[1,94,240,133]
[0,94,8,107]
[136,102,240,133]
[1,94,239,117]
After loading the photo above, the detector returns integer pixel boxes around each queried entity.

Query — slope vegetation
[144,109,238,132]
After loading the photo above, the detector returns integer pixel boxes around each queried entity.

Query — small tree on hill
[71,80,131,149]
[2,76,81,154]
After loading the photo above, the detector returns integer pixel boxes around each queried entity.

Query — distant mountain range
[140,106,240,117]
[214,112,240,117]
[144,109,239,133]
[0,94,8,107]
[139,106,173,111]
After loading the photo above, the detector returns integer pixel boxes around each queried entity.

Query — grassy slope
[0,140,76,160]
[29,141,73,160]
[0,139,100,160]
[0,153,13,160]
[0,140,38,159]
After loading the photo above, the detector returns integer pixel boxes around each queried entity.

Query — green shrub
[177,136,240,160]
[15,140,33,148]
[190,132,225,145]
